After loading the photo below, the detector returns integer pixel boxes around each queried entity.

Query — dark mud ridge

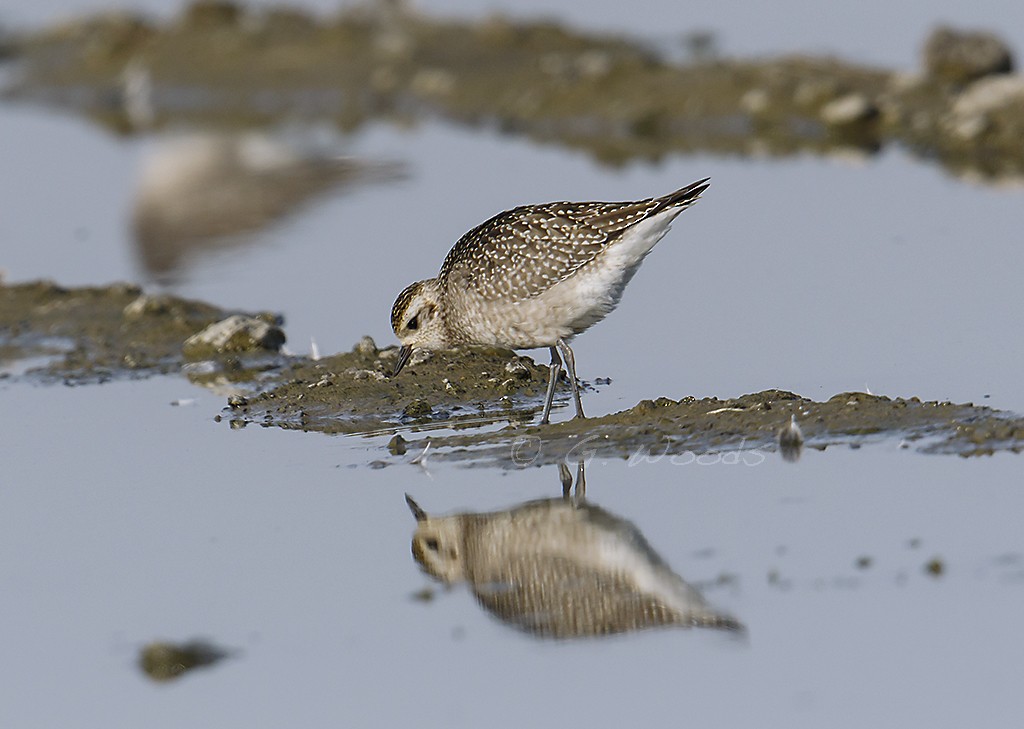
[240,377,1024,466]
[5,280,1019,463]
[4,3,1024,182]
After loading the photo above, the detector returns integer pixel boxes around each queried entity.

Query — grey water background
[2,1,1024,727]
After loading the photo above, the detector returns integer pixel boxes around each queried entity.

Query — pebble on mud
[353,335,378,356]
[122,293,183,320]
[923,26,1014,84]
[402,398,433,419]
[946,75,1024,140]
[504,357,532,380]
[182,314,285,359]
[820,93,878,126]
[388,434,408,455]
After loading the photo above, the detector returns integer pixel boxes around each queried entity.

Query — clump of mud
[3,280,1021,461]
[0,280,282,383]
[229,351,1024,462]
[403,389,1024,466]
[223,336,557,432]
[5,5,1024,181]
[138,638,234,682]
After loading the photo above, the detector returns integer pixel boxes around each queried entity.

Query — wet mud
[226,340,1024,462]
[392,390,1024,467]
[0,280,283,384]
[240,372,1023,465]
[222,338,557,431]
[4,4,1024,181]
[3,280,1022,459]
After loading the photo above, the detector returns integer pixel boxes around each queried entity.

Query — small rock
[945,75,1024,141]
[504,358,531,379]
[182,315,285,359]
[820,93,877,126]
[923,26,1014,84]
[410,348,432,367]
[402,398,433,419]
[951,75,1024,116]
[123,294,176,320]
[227,395,248,408]
[949,114,989,141]
[576,50,611,78]
[740,88,770,115]
[388,434,408,456]
[353,335,378,356]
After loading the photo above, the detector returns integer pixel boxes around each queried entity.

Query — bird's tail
[653,177,710,214]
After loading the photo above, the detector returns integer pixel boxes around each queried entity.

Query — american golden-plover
[391,178,710,423]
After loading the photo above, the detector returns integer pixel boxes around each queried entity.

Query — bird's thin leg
[556,338,585,420]
[558,463,573,497]
[540,346,562,425]
[575,458,587,498]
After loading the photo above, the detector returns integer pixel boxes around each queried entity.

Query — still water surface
[2,380,1023,727]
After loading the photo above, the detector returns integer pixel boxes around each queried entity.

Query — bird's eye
[407,315,419,331]
[425,538,439,551]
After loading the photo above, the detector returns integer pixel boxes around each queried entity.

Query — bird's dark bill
[394,345,413,376]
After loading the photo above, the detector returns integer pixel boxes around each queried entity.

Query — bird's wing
[439,199,661,302]
[438,179,708,302]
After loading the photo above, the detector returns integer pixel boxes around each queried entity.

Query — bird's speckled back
[438,197,669,302]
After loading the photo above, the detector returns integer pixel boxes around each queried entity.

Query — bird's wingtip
[658,177,710,210]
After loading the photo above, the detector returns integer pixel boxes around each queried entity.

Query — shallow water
[2,378,1023,727]
[3,3,1024,727]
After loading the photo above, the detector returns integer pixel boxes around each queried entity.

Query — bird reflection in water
[131,130,401,281]
[406,462,742,639]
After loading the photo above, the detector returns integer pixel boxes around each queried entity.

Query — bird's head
[390,278,448,375]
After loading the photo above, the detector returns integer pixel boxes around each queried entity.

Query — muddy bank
[3,279,1022,459]
[0,279,282,384]
[220,338,562,431]
[217,327,1024,460]
[4,3,1024,181]
[236,382,1024,465]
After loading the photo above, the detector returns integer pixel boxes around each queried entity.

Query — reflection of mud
[132,131,401,281]
[6,7,1024,181]
[406,465,741,638]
